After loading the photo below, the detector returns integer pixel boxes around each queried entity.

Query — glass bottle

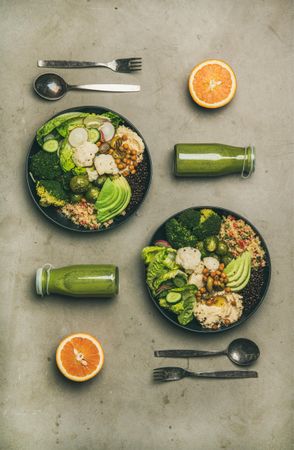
[36,264,119,298]
[174,143,255,177]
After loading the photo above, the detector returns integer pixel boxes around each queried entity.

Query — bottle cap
[35,264,53,296]
[36,267,44,296]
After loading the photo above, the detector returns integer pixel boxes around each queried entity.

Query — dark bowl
[145,206,271,334]
[26,106,152,233]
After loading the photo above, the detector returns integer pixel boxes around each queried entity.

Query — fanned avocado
[96,176,131,223]
[227,252,251,289]
[231,265,251,292]
[224,254,244,277]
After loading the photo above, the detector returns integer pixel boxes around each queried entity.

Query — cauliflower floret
[94,154,119,175]
[203,257,220,271]
[72,142,98,167]
[86,168,99,181]
[188,273,204,289]
[175,247,201,273]
[194,261,204,274]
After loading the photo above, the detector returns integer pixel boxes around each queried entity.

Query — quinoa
[60,199,100,230]
[220,215,266,269]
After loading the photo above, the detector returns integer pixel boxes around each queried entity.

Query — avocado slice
[224,255,243,277]
[227,254,247,283]
[227,253,251,288]
[231,264,251,291]
[97,177,131,223]
[99,178,131,222]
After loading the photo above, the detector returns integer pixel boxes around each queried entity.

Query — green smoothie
[174,144,255,177]
[36,264,119,298]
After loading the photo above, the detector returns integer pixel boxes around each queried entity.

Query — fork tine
[127,57,142,62]
[129,64,142,69]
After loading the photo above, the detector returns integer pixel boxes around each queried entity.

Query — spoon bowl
[34,73,67,100]
[227,338,260,366]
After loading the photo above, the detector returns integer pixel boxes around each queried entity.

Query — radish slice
[99,122,115,142]
[68,127,88,147]
[154,240,171,248]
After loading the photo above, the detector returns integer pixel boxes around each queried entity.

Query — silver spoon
[154,338,260,366]
[33,73,140,101]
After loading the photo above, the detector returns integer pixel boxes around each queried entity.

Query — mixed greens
[29,111,145,230]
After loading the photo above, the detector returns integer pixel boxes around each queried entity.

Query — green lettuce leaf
[59,141,75,172]
[36,112,88,145]
[153,269,187,291]
[141,246,176,265]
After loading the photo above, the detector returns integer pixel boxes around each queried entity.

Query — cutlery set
[34,57,142,100]
[153,338,260,382]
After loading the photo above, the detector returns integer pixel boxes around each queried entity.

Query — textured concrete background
[0,1,293,449]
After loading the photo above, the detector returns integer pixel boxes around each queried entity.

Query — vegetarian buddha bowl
[142,207,271,333]
[26,107,151,232]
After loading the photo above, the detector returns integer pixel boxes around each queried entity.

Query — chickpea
[203,268,209,275]
[133,162,138,167]
[219,263,225,271]
[115,158,121,164]
[129,164,135,171]
[210,271,216,278]
[225,287,231,293]
[123,142,129,149]
[130,155,136,161]
[96,141,101,147]
[126,159,132,164]
[130,169,136,175]
[203,276,208,282]
[122,158,128,163]
[109,149,114,154]
[131,149,137,155]
[216,270,221,276]
[200,287,206,293]
[119,145,124,151]
[122,134,128,141]
[221,273,226,279]
[118,164,124,170]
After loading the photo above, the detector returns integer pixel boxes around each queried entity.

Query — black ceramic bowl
[26,106,152,233]
[145,206,271,334]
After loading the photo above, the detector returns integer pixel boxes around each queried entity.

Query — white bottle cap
[36,267,44,296]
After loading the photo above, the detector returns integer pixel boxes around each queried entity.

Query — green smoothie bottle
[36,264,119,298]
[174,143,255,177]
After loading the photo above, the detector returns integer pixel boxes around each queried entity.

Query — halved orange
[56,333,104,382]
[188,59,237,108]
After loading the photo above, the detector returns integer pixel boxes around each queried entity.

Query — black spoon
[154,338,260,366]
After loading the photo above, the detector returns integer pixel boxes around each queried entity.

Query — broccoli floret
[177,209,201,231]
[30,151,62,180]
[36,180,68,207]
[165,218,197,249]
[193,209,222,240]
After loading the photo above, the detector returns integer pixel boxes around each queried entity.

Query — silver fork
[37,58,142,73]
[153,367,258,382]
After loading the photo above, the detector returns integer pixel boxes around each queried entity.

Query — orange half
[188,59,237,108]
[56,333,104,382]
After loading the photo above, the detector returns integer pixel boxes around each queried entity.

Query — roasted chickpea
[216,270,221,276]
[131,155,137,161]
[130,169,136,175]
[123,142,129,149]
[210,271,216,278]
[219,263,225,271]
[118,164,124,170]
[122,134,128,141]
[115,158,121,164]
[122,158,128,163]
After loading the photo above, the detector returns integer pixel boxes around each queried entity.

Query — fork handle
[188,370,258,379]
[38,60,108,69]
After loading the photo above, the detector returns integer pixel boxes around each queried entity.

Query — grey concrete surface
[0,1,293,449]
